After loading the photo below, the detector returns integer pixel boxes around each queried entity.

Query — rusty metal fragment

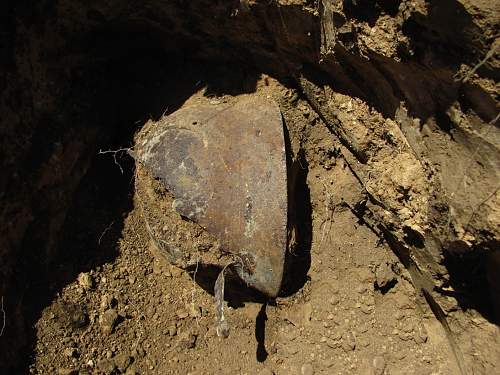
[136,96,287,297]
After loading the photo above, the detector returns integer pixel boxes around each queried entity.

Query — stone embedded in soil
[413,324,428,344]
[100,294,118,311]
[97,358,117,375]
[55,302,88,329]
[167,325,178,336]
[99,308,119,335]
[301,363,315,375]
[375,263,396,289]
[153,260,163,274]
[170,266,183,277]
[342,331,356,352]
[328,295,339,305]
[178,331,197,349]
[286,302,313,327]
[326,338,341,349]
[301,303,313,326]
[373,355,386,375]
[113,352,132,372]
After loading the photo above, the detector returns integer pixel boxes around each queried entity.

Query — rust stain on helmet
[137,96,287,297]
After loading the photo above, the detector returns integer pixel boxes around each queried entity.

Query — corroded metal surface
[137,96,287,297]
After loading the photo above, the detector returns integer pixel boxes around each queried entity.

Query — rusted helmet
[134,95,288,297]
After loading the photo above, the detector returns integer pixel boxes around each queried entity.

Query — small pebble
[168,325,177,336]
[414,324,428,344]
[77,272,93,290]
[170,266,183,277]
[373,355,386,375]
[114,352,132,372]
[375,263,396,289]
[329,296,339,305]
[342,331,356,352]
[301,363,315,375]
[97,359,116,375]
[188,304,202,318]
[63,347,77,358]
[178,331,197,349]
[100,309,119,335]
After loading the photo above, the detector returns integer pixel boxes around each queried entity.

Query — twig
[191,254,200,326]
[98,221,115,245]
[296,75,368,163]
[0,296,5,337]
[319,180,335,245]
[464,185,500,234]
[98,147,132,174]
[462,43,498,83]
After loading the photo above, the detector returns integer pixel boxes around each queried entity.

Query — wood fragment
[296,75,368,163]
[319,0,337,57]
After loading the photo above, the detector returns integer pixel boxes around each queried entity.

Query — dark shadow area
[255,302,268,362]
[374,278,398,295]
[186,263,268,308]
[12,45,263,373]
[402,0,496,80]
[280,145,313,296]
[459,83,500,125]
[203,64,258,97]
[383,228,498,325]
[14,50,194,374]
[440,246,497,324]
[343,0,401,26]
[402,226,425,249]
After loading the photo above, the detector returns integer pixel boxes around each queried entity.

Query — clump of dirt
[134,162,223,269]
